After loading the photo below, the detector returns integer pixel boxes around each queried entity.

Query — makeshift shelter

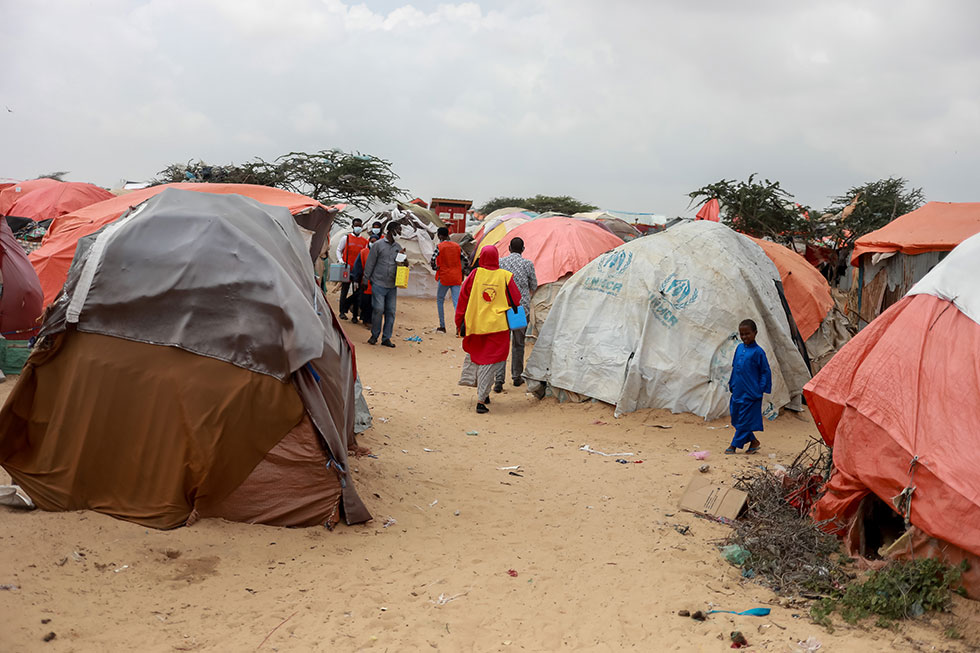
[5,182,115,255]
[805,233,980,597]
[482,206,530,223]
[450,231,476,260]
[5,181,113,224]
[493,217,624,339]
[849,202,980,327]
[0,178,62,216]
[524,221,811,418]
[574,212,642,241]
[30,183,332,307]
[0,189,370,529]
[397,200,444,229]
[473,212,532,250]
[0,219,44,340]
[748,237,851,372]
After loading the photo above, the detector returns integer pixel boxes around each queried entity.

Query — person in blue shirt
[725,319,771,454]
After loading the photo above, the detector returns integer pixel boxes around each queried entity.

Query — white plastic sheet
[524,221,811,419]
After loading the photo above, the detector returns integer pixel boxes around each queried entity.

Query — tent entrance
[854,494,907,560]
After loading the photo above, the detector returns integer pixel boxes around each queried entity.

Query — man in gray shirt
[363,221,405,347]
[497,237,538,389]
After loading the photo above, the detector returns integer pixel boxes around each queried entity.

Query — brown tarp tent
[0,189,371,529]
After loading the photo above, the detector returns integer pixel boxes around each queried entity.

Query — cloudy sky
[2,0,978,215]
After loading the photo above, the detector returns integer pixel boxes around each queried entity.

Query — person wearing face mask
[350,233,380,328]
[363,221,405,347]
[335,218,368,322]
[370,220,383,238]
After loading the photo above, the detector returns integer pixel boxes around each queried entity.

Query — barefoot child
[725,319,771,454]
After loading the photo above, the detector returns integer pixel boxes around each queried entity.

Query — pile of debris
[723,438,851,595]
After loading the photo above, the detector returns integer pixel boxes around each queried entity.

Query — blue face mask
[352,226,363,234]
[371,227,381,235]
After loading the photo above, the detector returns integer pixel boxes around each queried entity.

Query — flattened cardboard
[678,474,748,520]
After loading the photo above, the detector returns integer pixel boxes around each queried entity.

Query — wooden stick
[256,611,298,650]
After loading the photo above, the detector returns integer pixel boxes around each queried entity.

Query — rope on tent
[891,455,919,527]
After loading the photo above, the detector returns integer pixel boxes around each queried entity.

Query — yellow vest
[464,268,514,335]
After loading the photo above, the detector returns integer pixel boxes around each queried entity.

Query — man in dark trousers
[363,221,404,347]
[497,237,537,390]
[335,218,368,322]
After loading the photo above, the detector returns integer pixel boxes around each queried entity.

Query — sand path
[1,295,976,651]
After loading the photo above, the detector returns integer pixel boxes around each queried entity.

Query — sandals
[724,446,737,455]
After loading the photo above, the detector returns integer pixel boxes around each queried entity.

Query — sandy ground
[1,294,978,652]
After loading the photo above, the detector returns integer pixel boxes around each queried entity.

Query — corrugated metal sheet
[857,251,948,326]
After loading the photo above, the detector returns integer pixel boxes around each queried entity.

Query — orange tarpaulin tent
[31,183,325,307]
[493,217,624,286]
[805,233,980,596]
[5,181,113,223]
[748,237,833,341]
[850,201,980,264]
[0,178,62,216]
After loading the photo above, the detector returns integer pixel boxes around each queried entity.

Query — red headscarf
[478,245,499,270]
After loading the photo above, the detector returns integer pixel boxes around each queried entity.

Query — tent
[524,221,811,418]
[0,189,371,529]
[748,237,851,372]
[5,181,113,224]
[805,232,980,597]
[473,212,532,250]
[482,206,530,223]
[450,231,476,260]
[493,217,624,339]
[5,182,115,255]
[0,178,62,216]
[397,200,444,229]
[0,219,44,340]
[30,182,332,307]
[849,202,980,327]
[574,212,642,241]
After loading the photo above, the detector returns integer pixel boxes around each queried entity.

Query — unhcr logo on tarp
[650,273,700,328]
[582,250,633,296]
[659,273,699,310]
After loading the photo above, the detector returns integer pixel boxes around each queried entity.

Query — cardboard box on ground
[678,474,748,521]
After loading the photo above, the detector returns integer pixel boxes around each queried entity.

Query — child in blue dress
[725,319,771,454]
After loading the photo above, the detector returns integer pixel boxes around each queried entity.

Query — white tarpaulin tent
[524,221,811,419]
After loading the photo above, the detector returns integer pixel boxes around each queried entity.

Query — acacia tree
[823,177,924,247]
[478,194,598,215]
[155,150,406,211]
[688,174,804,240]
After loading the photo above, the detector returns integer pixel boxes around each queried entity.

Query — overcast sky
[2,0,978,216]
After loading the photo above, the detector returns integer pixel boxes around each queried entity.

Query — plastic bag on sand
[721,544,750,566]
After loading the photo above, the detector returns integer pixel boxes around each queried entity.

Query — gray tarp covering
[354,375,373,434]
[40,188,371,523]
[43,189,327,381]
[524,221,811,420]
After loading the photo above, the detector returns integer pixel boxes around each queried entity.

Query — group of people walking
[334,219,773,447]
[336,217,403,348]
[432,233,538,413]
[335,218,539,414]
